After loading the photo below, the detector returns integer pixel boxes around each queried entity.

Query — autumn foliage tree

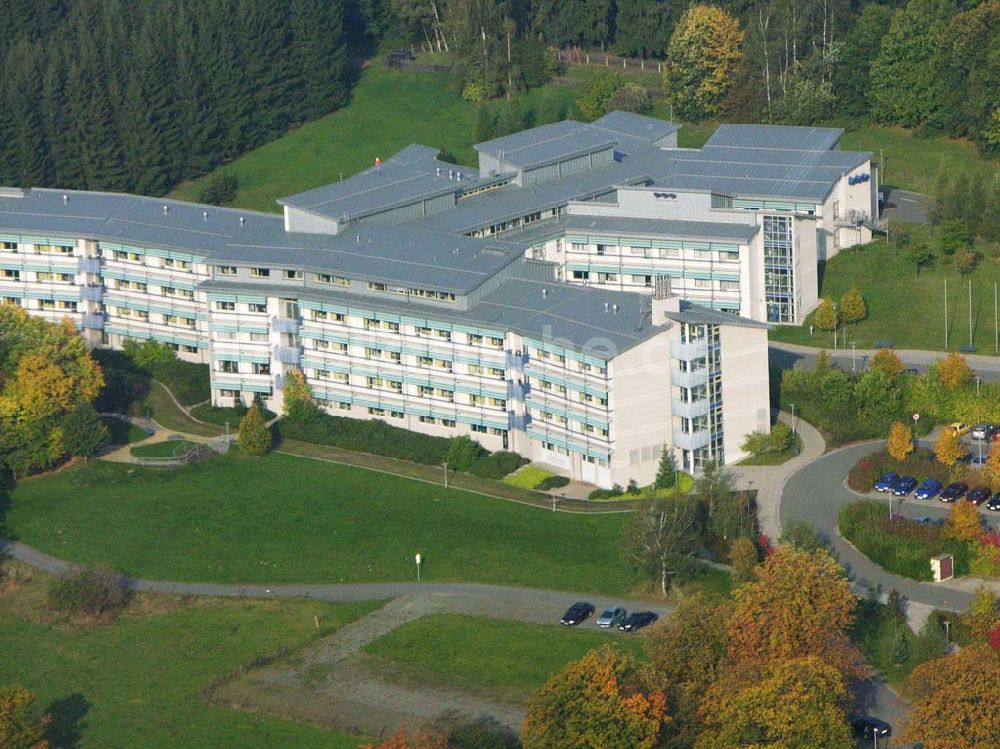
[237,402,271,456]
[938,351,973,391]
[943,500,982,543]
[934,427,968,474]
[869,348,905,378]
[726,546,867,683]
[962,587,1000,640]
[664,5,743,120]
[521,646,668,749]
[983,440,1000,490]
[361,729,451,749]
[695,657,853,749]
[813,297,838,332]
[839,285,867,327]
[887,421,914,462]
[0,684,50,749]
[901,644,1000,749]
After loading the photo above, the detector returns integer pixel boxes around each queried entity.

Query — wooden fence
[557,47,664,74]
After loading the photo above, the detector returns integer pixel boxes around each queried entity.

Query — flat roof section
[589,111,681,145]
[704,124,844,151]
[475,120,616,172]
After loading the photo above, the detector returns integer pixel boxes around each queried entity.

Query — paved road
[770,342,1000,382]
[882,188,931,225]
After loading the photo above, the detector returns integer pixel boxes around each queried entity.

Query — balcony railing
[670,337,709,361]
[78,257,101,274]
[274,345,302,364]
[671,367,709,389]
[271,316,299,334]
[672,427,711,451]
[82,313,106,330]
[672,398,710,420]
[80,284,103,301]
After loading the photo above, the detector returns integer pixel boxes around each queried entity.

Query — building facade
[0,114,876,485]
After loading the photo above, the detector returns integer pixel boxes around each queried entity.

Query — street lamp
[977,378,983,464]
[851,342,857,373]
[443,461,448,489]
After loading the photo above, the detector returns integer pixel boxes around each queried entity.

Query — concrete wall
[719,324,771,464]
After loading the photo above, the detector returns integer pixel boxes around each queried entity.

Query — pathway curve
[729,409,827,543]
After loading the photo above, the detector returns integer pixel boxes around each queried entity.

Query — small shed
[930,554,954,582]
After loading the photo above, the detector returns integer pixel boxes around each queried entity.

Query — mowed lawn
[169,65,479,213]
[362,613,646,697]
[769,241,1000,354]
[4,452,641,593]
[0,573,376,749]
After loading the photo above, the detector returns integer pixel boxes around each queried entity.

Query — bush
[848,448,952,493]
[606,82,651,114]
[447,436,488,473]
[839,500,971,580]
[589,485,625,500]
[468,451,528,479]
[48,566,131,621]
[190,402,279,427]
[535,475,570,491]
[237,404,271,456]
[197,172,238,206]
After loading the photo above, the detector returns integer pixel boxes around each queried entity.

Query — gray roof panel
[589,111,681,143]
[475,120,616,171]
[704,124,844,151]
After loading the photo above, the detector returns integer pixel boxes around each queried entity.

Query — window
[419,415,436,424]
[218,360,239,373]
[467,364,484,375]
[658,247,680,259]
[220,389,238,398]
[1,242,18,251]
[488,336,504,348]
[720,280,740,292]
[249,332,268,342]
[1,269,19,279]
[468,334,483,345]
[572,270,590,280]
[629,246,647,257]
[694,278,711,289]
[631,274,652,287]
[441,419,456,428]
[248,303,267,313]
[310,310,328,321]
[367,282,387,292]
[164,258,189,269]
[283,269,303,280]
[219,266,237,275]
[471,424,487,433]
[719,251,739,262]
[250,267,270,278]
[316,273,350,286]
[215,301,235,311]
[597,272,617,283]
[382,320,400,333]
[252,362,270,375]
[418,385,434,398]
[390,411,404,419]
[368,407,386,416]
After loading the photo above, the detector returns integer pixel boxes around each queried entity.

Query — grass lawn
[4,452,643,594]
[190,402,276,427]
[770,240,1000,354]
[503,465,555,490]
[169,65,479,213]
[0,564,376,748]
[140,379,224,437]
[590,472,695,501]
[100,416,149,445]
[737,435,803,466]
[362,613,646,698]
[130,440,201,459]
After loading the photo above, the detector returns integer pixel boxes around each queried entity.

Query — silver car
[972,423,993,440]
[595,607,626,628]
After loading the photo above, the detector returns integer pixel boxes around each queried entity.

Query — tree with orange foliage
[938,351,973,391]
[726,546,867,683]
[521,646,668,749]
[0,684,51,749]
[943,499,982,542]
[869,348,905,378]
[695,657,853,749]
[901,644,1000,749]
[887,421,914,462]
[360,729,451,749]
[934,427,968,475]
[983,439,1000,491]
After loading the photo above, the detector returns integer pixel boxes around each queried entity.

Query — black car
[986,493,1000,511]
[851,716,892,739]
[560,601,595,626]
[618,611,658,632]
[940,482,969,502]
[967,486,992,506]
[892,475,917,496]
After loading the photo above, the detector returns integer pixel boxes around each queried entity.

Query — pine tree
[891,628,910,664]
[237,402,271,456]
[654,445,678,490]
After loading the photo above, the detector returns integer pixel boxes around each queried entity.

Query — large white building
[0,113,877,486]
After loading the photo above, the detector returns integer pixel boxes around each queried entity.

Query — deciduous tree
[521,646,668,749]
[962,587,1000,640]
[729,536,758,586]
[813,297,837,332]
[938,351,972,391]
[0,684,51,749]
[904,241,935,276]
[934,427,967,472]
[984,440,1000,490]
[887,421,914,462]
[869,348,905,379]
[943,500,982,543]
[839,285,867,327]
[664,5,743,120]
[625,495,701,597]
[901,643,1000,749]
[695,657,852,749]
[727,546,866,682]
[237,403,271,456]
[361,729,452,749]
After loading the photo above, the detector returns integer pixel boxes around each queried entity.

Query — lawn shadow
[0,472,13,540]
[45,693,91,749]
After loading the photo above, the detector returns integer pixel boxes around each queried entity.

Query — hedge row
[847,448,957,493]
[92,348,209,405]
[839,500,971,580]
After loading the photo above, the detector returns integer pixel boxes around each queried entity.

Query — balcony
[78,256,101,274]
[274,345,302,365]
[509,412,531,430]
[506,350,529,369]
[672,427,711,451]
[672,397,710,420]
[82,313,105,330]
[670,337,709,361]
[671,367,709,389]
[271,316,299,334]
[80,284,103,301]
[507,379,529,400]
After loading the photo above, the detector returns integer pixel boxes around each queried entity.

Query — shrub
[237,403,271,456]
[197,172,238,206]
[848,448,951,492]
[589,485,625,500]
[607,82,651,114]
[535,475,570,491]
[468,451,528,479]
[47,566,131,621]
[91,344,210,406]
[446,436,487,473]
[839,500,971,580]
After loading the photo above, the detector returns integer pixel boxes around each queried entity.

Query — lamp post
[977,378,983,464]
[443,461,448,489]
[415,553,422,582]
[851,342,857,373]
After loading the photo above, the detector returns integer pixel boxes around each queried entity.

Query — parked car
[560,602,595,626]
[875,471,899,492]
[940,482,969,502]
[967,486,992,506]
[914,515,934,524]
[618,611,658,632]
[950,422,972,436]
[971,454,989,467]
[986,493,1000,511]
[595,607,626,629]
[914,479,943,500]
[892,475,917,496]
[972,423,994,440]
[851,716,892,739]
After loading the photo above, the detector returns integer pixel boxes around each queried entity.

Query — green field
[736,435,803,466]
[4,452,642,593]
[770,240,1000,353]
[362,613,645,698]
[0,567,375,748]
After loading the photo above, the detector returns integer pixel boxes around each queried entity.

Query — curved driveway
[780,441,977,613]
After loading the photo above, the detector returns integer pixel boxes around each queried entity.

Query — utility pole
[944,279,949,349]
[994,282,998,353]
[969,279,973,349]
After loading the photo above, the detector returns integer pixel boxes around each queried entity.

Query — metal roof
[277,144,477,221]
[475,120,616,172]
[665,300,771,330]
[704,124,844,151]
[589,111,681,144]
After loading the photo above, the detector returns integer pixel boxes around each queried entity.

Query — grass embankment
[5,452,642,594]
[737,435,803,466]
[363,613,646,699]
[189,403,276,427]
[100,416,149,445]
[0,563,375,748]
[140,379,224,437]
[769,239,1000,354]
[130,440,200,459]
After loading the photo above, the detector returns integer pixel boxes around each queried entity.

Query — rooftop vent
[239,216,245,226]
[542,288,548,299]
[202,211,208,221]
[162,205,170,215]
[62,194,69,205]
[612,303,619,314]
